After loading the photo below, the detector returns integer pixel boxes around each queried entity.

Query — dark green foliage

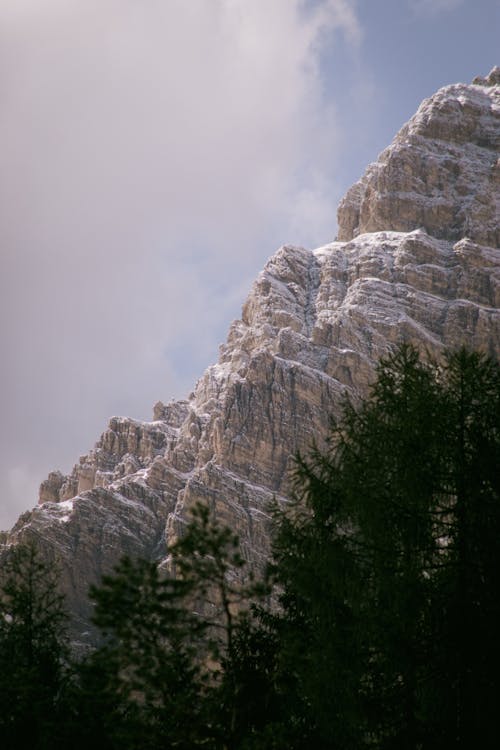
[0,544,69,750]
[434,350,500,748]
[169,503,263,747]
[272,345,500,748]
[169,502,251,659]
[73,502,273,749]
[80,557,204,749]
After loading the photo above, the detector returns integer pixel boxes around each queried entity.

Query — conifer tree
[82,503,271,749]
[77,556,204,749]
[272,345,500,749]
[0,543,69,750]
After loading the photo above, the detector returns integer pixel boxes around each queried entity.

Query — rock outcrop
[337,67,500,247]
[2,70,500,644]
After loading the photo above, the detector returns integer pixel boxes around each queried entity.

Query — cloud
[0,0,362,528]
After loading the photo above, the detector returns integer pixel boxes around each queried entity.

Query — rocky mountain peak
[2,73,500,644]
[337,71,500,247]
[473,66,500,87]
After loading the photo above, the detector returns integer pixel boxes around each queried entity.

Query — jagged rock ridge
[3,69,500,643]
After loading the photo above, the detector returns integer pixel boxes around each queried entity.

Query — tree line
[1,345,499,749]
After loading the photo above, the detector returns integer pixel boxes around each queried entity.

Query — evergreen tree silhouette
[0,543,69,750]
[272,346,500,749]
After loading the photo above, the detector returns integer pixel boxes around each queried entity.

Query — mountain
[2,69,499,645]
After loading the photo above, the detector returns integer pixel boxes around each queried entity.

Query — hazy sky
[1,0,498,529]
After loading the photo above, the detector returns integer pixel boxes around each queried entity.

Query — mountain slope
[3,69,499,643]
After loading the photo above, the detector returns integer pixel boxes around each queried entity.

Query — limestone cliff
[3,70,500,644]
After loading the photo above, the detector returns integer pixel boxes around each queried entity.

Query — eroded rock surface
[2,71,499,644]
[337,67,500,247]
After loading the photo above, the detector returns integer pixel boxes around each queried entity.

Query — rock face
[2,70,500,644]
[337,67,500,247]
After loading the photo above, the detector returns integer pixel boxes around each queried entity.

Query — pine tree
[81,502,271,749]
[0,543,69,750]
[435,349,500,748]
[77,556,204,749]
[271,345,500,749]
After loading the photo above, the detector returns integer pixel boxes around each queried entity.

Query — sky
[1,0,499,529]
